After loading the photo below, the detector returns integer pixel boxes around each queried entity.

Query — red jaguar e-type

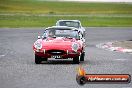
[33,26,85,64]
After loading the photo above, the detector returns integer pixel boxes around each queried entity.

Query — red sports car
[33,26,85,64]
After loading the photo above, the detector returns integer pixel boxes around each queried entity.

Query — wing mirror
[42,35,47,39]
[79,33,83,40]
[37,36,41,39]
[42,36,44,39]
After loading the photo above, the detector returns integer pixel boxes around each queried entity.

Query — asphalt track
[0,27,132,88]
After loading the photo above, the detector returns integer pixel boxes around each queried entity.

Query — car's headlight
[72,43,79,52]
[34,42,42,49]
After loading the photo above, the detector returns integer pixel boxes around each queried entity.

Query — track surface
[0,27,132,88]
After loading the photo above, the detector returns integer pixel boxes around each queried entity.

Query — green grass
[0,0,132,27]
[0,0,132,14]
[0,15,132,27]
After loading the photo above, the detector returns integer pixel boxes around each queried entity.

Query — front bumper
[34,49,81,59]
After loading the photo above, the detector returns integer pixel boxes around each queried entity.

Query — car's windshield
[59,21,80,28]
[43,28,79,39]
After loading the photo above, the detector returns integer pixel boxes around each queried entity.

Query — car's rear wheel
[35,54,42,64]
[80,52,85,61]
[73,56,80,64]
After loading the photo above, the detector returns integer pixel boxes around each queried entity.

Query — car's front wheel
[73,56,80,64]
[80,52,85,61]
[42,58,48,62]
[35,54,42,64]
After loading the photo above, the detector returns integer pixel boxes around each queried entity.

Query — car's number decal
[51,55,62,59]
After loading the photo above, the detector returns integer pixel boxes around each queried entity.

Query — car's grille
[47,50,65,55]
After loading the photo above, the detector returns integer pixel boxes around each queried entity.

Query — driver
[48,30,55,37]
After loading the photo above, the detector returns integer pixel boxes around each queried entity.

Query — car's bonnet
[41,37,78,50]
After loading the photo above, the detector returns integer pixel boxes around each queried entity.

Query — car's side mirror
[38,36,41,39]
[42,36,47,39]
[79,34,83,40]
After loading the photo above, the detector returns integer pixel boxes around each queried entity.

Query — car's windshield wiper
[49,36,56,38]
[65,36,73,39]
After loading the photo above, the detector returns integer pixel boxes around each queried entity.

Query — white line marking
[115,59,128,61]
[0,55,5,58]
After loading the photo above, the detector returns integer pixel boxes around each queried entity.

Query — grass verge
[113,41,132,49]
[0,0,132,27]
[0,15,132,27]
[0,0,132,14]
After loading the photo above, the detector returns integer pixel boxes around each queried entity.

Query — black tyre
[73,56,80,64]
[35,54,42,64]
[43,58,48,61]
[80,52,85,61]
[76,75,87,85]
